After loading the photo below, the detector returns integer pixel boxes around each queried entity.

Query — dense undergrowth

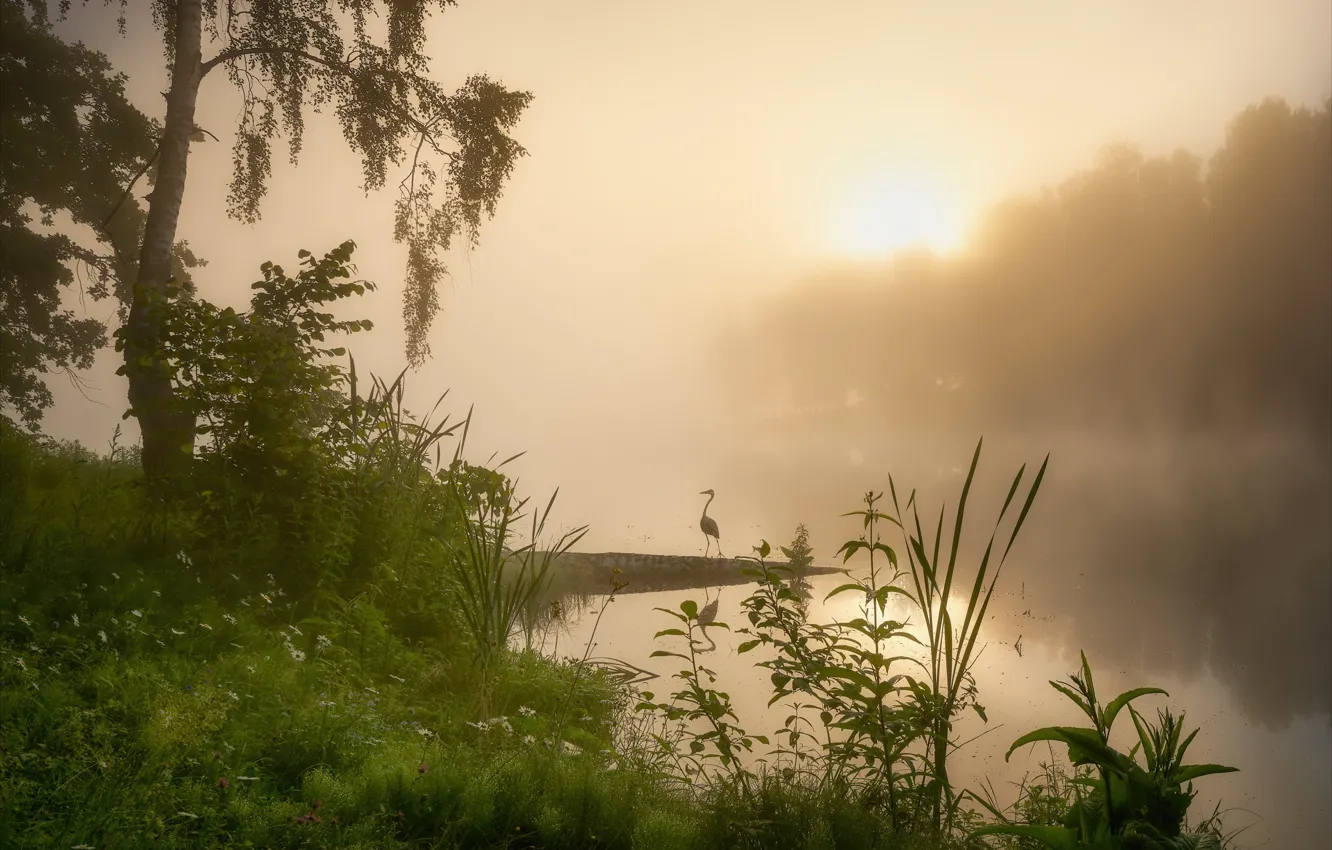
[0,243,1243,849]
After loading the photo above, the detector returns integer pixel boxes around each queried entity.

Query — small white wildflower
[239,599,250,607]
[315,634,332,650]
[260,593,272,604]
[288,647,305,663]
[130,609,142,618]
[177,550,192,566]
[237,775,259,781]
[200,623,212,630]
[522,734,536,746]
[227,691,239,701]
[177,811,198,820]
[388,673,405,683]
[318,699,335,709]
[152,590,161,597]
[111,572,120,580]
[222,613,237,625]
[70,613,80,627]
[365,686,379,695]
[518,705,536,717]
[99,585,107,592]
[110,617,119,625]
[266,573,276,585]
[18,614,31,626]
[170,628,185,636]
[578,714,593,723]
[560,740,582,756]
[73,845,95,849]
[14,658,24,670]
[288,624,302,637]
[230,573,240,581]
[155,639,166,647]
[98,630,108,644]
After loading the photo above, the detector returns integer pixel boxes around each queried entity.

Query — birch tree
[1,0,202,428]
[68,0,531,485]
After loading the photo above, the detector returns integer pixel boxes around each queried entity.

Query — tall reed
[440,414,587,694]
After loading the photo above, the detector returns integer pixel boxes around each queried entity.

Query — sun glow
[826,170,966,258]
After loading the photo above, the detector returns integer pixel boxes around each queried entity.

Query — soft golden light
[826,170,965,258]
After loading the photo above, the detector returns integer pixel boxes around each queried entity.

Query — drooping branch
[201,44,453,157]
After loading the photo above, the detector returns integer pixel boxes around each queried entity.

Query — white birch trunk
[124,0,203,485]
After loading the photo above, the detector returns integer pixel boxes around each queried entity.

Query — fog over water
[34,0,1332,842]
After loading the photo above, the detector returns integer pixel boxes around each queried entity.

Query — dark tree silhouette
[61,0,531,486]
[0,0,202,428]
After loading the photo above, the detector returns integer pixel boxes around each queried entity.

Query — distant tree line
[722,97,1331,446]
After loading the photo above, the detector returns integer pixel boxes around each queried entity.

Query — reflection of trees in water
[716,97,1331,727]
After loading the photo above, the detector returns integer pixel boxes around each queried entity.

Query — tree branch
[201,45,453,158]
[100,142,161,235]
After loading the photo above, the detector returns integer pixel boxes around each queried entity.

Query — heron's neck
[702,494,714,515]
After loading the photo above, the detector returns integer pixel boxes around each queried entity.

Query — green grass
[0,406,1244,849]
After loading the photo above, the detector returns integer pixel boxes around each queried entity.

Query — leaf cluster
[972,652,1239,849]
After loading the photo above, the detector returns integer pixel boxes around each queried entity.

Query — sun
[826,170,966,259]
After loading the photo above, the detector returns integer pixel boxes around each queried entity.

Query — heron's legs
[703,534,712,558]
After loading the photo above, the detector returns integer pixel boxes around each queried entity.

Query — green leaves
[1169,763,1239,784]
[637,591,755,792]
[997,655,1238,843]
[1103,687,1169,734]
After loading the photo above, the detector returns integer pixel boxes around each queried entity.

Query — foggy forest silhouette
[717,96,1332,729]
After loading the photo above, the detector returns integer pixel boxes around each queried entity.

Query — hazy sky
[43,0,1332,556]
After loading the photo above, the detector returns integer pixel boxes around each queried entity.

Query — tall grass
[888,438,1048,832]
[439,414,588,688]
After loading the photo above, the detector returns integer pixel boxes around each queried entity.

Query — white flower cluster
[466,716,514,734]
[280,630,305,662]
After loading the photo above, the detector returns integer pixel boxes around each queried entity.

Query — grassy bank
[0,420,1244,850]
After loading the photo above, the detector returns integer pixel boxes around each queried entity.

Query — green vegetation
[0,255,1243,845]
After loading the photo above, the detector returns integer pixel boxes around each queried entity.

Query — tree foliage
[0,0,202,427]
[88,0,532,367]
[136,239,374,472]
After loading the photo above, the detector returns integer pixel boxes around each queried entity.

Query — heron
[697,587,720,653]
[699,489,724,558]
[698,589,720,627]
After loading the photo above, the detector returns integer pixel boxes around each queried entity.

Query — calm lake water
[537,569,1331,849]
